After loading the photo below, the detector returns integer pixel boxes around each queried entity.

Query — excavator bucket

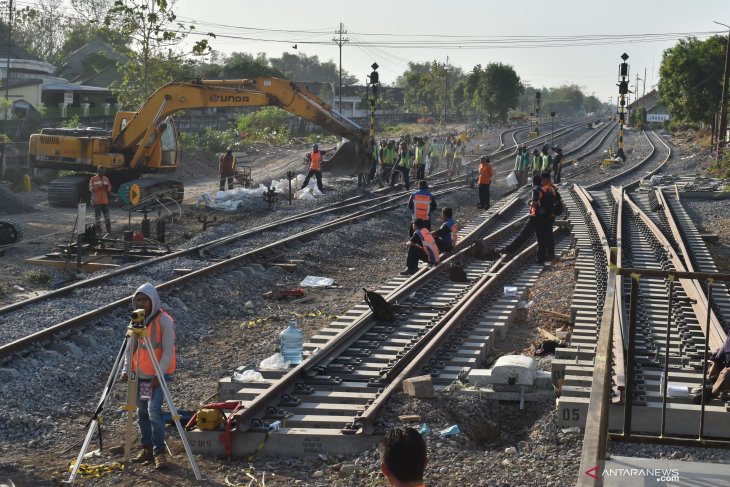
[320,141,369,176]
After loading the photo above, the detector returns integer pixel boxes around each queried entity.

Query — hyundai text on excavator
[29,77,371,207]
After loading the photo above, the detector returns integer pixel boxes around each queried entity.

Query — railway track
[184,190,575,457]
[558,181,730,442]
[0,181,474,360]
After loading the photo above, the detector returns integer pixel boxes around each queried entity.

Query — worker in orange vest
[88,166,112,235]
[219,147,236,191]
[407,180,437,236]
[301,143,327,193]
[477,155,494,209]
[401,218,441,275]
[432,207,458,253]
[120,283,176,470]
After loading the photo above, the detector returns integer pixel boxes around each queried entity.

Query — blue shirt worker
[432,207,458,253]
[120,283,176,470]
[407,180,437,236]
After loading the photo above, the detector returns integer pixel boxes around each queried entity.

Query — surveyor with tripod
[120,283,176,470]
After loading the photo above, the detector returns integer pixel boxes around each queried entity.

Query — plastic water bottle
[280,320,304,365]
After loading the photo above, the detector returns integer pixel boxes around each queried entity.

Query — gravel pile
[0,183,37,214]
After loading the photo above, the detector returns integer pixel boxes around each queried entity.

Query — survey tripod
[67,309,201,483]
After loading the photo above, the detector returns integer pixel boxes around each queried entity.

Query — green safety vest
[415,146,424,163]
[541,154,551,171]
[532,155,541,171]
[383,148,395,165]
[429,143,440,156]
[399,151,412,169]
[372,145,379,161]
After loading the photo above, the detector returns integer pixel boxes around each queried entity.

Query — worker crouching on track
[407,180,437,236]
[89,166,112,236]
[477,155,493,210]
[120,283,176,470]
[219,147,236,191]
[691,333,730,404]
[432,207,458,253]
[301,143,326,194]
[401,219,441,276]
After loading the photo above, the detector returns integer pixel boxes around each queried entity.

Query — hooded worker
[219,147,235,191]
[88,166,112,235]
[120,283,176,469]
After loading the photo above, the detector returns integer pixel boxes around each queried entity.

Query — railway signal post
[616,53,629,162]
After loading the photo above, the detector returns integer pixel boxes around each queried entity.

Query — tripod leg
[141,335,202,481]
[123,333,140,469]
[68,336,129,483]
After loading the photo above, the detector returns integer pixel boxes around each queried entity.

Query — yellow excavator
[29,77,370,207]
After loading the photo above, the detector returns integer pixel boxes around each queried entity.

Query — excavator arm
[114,77,368,173]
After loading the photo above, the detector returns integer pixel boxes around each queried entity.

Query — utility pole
[4,0,12,119]
[714,21,730,154]
[443,56,449,124]
[642,67,647,128]
[332,22,349,114]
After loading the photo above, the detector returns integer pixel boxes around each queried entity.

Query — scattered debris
[398,414,422,422]
[403,375,435,399]
[300,276,335,287]
[439,425,461,437]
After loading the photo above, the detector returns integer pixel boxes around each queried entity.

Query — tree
[105,0,212,108]
[658,35,727,125]
[10,0,68,63]
[474,63,522,122]
[268,52,357,84]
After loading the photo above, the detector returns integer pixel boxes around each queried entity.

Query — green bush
[237,107,289,132]
[180,127,240,152]
[25,269,52,286]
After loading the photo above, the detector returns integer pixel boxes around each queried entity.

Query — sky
[171,0,728,105]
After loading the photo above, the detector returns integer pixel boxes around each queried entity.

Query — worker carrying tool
[89,166,112,236]
[400,218,440,276]
[301,143,327,194]
[407,180,437,236]
[219,147,236,191]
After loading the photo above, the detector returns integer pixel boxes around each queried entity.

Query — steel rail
[229,196,527,429]
[0,184,467,361]
[610,186,627,400]
[586,130,671,191]
[559,121,618,178]
[0,179,461,317]
[622,192,725,351]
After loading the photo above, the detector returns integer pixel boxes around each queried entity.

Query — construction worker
[535,172,558,263]
[432,206,458,253]
[89,166,112,236]
[407,180,437,236]
[520,144,531,186]
[531,148,542,177]
[367,137,380,185]
[120,283,176,470]
[691,333,730,404]
[443,138,454,178]
[513,146,523,188]
[413,137,427,181]
[301,143,326,193]
[381,140,396,182]
[401,218,440,276]
[428,137,441,174]
[392,141,413,190]
[552,145,564,183]
[219,147,235,191]
[540,145,552,175]
[450,139,465,180]
[477,155,494,209]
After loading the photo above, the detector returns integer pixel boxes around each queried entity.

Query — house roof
[42,81,111,94]
[0,78,44,89]
[628,89,659,111]
[55,39,127,88]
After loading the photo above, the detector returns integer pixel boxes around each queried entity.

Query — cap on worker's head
[541,172,552,180]
[97,165,105,174]
[480,155,489,163]
[532,148,539,154]
[532,175,542,185]
[226,146,232,152]
[312,143,319,150]
[418,180,428,189]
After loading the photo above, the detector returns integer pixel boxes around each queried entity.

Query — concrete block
[402,375,435,398]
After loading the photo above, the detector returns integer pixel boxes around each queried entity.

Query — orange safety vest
[413,193,432,220]
[417,228,441,265]
[132,310,176,376]
[310,151,322,171]
[89,174,111,206]
[478,163,493,184]
[451,222,459,246]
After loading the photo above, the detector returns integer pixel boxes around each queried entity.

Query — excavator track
[0,220,22,246]
[117,178,184,209]
[48,175,92,207]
